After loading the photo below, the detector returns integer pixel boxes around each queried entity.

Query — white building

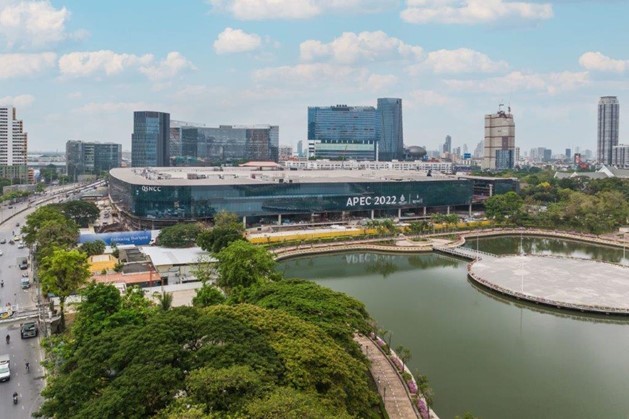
[482,106,515,170]
[612,144,629,168]
[0,106,27,166]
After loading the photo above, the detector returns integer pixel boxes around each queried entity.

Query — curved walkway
[354,334,422,419]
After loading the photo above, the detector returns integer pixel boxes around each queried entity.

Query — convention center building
[109,167,518,227]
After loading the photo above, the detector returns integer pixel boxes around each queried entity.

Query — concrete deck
[469,255,629,314]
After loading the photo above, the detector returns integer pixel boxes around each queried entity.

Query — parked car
[20,321,37,339]
[0,354,10,381]
[17,243,24,249]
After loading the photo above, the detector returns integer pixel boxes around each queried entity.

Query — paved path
[354,334,420,419]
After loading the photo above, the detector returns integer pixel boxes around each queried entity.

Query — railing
[434,246,496,260]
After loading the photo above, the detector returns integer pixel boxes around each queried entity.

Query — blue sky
[1,0,628,155]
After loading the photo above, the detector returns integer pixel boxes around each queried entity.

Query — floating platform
[468,255,629,315]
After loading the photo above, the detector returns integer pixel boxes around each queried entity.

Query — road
[0,181,102,417]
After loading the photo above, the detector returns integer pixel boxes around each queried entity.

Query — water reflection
[464,235,628,264]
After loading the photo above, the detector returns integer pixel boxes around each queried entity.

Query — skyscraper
[597,96,619,165]
[0,106,29,182]
[66,141,122,179]
[132,111,170,167]
[443,135,452,154]
[482,105,515,170]
[376,98,404,161]
[308,105,378,160]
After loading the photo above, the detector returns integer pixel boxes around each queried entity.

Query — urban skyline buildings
[597,96,619,165]
[0,106,29,182]
[66,140,122,179]
[132,111,170,167]
[377,98,404,161]
[308,98,404,161]
[482,106,516,170]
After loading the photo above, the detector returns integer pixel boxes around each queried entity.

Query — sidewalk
[355,334,420,419]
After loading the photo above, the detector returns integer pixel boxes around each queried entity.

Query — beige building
[482,106,515,170]
[0,106,29,182]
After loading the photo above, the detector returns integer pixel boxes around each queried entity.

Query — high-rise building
[132,111,170,167]
[597,96,619,165]
[543,149,552,162]
[279,145,293,161]
[307,98,404,161]
[565,148,571,159]
[377,98,404,161]
[296,140,304,158]
[172,125,279,165]
[66,141,122,179]
[0,106,29,182]
[443,135,452,154]
[612,144,629,168]
[474,141,483,158]
[308,105,378,160]
[482,106,515,170]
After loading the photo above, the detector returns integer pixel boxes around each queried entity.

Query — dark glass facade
[377,98,404,161]
[110,177,474,221]
[597,96,619,165]
[132,111,170,167]
[173,125,279,165]
[66,140,121,179]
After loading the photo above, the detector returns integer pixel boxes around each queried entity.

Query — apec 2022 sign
[345,194,424,208]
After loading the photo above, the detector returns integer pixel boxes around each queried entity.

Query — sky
[1,0,628,154]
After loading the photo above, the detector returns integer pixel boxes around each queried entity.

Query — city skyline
[0,0,628,153]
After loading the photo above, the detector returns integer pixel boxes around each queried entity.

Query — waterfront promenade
[354,334,423,419]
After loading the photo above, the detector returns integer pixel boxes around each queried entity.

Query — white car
[0,250,3,256]
[17,243,24,249]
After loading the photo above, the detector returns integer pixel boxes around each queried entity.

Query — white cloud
[579,51,628,73]
[300,31,423,64]
[0,52,56,78]
[0,94,35,108]
[58,50,152,77]
[59,50,193,80]
[444,70,588,94]
[139,52,195,81]
[209,0,395,20]
[407,89,453,106]
[253,62,364,84]
[0,0,82,47]
[214,27,262,54]
[365,73,398,91]
[401,0,553,24]
[73,101,156,114]
[411,48,509,74]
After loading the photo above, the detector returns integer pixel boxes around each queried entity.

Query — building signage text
[345,195,410,207]
[141,186,162,192]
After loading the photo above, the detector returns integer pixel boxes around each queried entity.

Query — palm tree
[156,291,173,311]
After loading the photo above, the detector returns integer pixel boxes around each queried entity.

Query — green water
[279,237,629,419]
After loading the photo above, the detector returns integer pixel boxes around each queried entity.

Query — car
[0,354,10,381]
[0,239,5,244]
[17,243,24,249]
[8,240,14,245]
[20,321,37,339]
[0,250,3,256]
[15,222,19,227]
[7,205,12,209]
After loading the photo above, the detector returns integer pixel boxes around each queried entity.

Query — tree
[192,284,225,307]
[72,282,123,346]
[196,227,244,254]
[244,387,350,418]
[34,220,80,263]
[22,205,68,246]
[216,241,277,291]
[485,191,523,221]
[157,223,203,248]
[80,240,106,256]
[156,291,174,311]
[35,182,46,193]
[60,201,100,227]
[395,345,412,373]
[40,164,59,184]
[39,248,91,332]
[197,211,245,253]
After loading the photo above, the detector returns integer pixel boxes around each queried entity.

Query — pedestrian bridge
[434,246,496,260]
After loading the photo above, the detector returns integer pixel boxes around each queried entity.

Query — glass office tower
[377,98,404,161]
[597,96,619,165]
[132,111,170,167]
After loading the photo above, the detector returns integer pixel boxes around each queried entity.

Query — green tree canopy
[485,191,524,221]
[197,211,245,253]
[234,278,371,355]
[157,223,204,248]
[59,200,100,227]
[80,240,106,257]
[39,248,91,331]
[34,219,80,263]
[192,284,225,308]
[216,241,277,291]
[37,304,378,418]
[22,205,69,246]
